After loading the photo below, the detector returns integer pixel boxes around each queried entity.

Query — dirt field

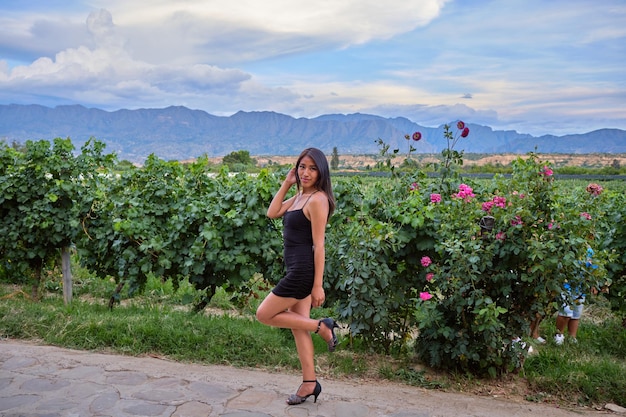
[210,153,626,169]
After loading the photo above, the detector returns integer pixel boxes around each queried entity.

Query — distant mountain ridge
[1,104,625,163]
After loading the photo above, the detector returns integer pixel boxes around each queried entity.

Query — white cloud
[0,2,448,111]
[0,0,624,136]
[98,0,447,39]
[0,9,256,109]
[0,11,89,62]
[68,0,450,66]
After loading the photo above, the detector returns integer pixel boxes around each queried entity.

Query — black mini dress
[271,207,315,300]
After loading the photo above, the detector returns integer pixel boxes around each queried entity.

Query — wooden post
[62,246,72,304]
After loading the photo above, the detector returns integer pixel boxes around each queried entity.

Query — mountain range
[1,104,625,163]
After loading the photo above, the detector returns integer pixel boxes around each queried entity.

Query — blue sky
[1,0,624,136]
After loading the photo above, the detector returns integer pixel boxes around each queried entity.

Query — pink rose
[453,184,475,201]
[539,166,553,177]
[430,193,442,203]
[493,196,506,208]
[586,183,603,196]
[482,201,494,212]
[426,273,434,282]
[421,256,432,267]
[482,196,506,212]
[419,292,433,301]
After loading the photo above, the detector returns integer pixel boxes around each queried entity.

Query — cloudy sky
[1,0,624,136]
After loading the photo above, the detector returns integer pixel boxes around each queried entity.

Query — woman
[256,147,338,405]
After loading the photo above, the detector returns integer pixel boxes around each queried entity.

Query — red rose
[461,127,470,137]
[412,131,422,141]
[457,121,465,130]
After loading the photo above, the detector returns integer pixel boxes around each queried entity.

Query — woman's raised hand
[285,167,297,186]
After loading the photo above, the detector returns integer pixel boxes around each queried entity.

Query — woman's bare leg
[530,314,543,339]
[567,318,580,338]
[556,315,570,334]
[290,297,317,396]
[256,293,333,342]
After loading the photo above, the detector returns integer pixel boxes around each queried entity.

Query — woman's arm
[267,168,297,219]
[307,193,330,308]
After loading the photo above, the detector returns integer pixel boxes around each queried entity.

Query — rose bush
[326,122,612,375]
[412,154,610,375]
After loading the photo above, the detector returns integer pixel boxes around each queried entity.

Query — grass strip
[1,287,625,408]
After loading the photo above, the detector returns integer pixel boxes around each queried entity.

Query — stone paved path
[0,340,609,417]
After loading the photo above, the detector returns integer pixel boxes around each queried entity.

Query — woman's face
[297,155,319,189]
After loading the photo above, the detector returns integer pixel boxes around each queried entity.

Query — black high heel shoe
[316,318,339,352]
[286,380,322,405]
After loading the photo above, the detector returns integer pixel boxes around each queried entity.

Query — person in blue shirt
[554,248,597,345]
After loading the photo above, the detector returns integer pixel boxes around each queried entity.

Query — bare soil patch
[206,153,626,169]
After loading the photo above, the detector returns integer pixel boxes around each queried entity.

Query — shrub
[413,154,609,376]
[327,124,612,376]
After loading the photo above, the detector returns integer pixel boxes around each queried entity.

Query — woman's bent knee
[256,305,270,324]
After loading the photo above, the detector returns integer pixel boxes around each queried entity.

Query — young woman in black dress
[256,147,338,405]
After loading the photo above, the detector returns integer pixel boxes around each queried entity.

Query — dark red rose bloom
[457,121,465,130]
[412,131,422,141]
[461,127,470,137]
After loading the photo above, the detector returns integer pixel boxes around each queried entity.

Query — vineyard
[1,136,626,381]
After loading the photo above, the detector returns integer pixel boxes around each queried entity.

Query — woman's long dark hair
[295,147,335,218]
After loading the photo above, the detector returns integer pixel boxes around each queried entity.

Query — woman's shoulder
[311,190,329,204]
[314,188,327,196]
[307,190,329,214]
